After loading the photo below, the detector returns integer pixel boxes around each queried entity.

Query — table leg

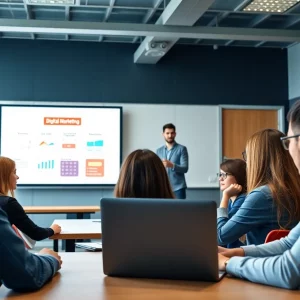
[53,240,58,252]
[65,239,76,252]
[76,213,84,219]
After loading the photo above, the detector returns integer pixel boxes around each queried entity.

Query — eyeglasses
[217,172,232,180]
[242,151,247,162]
[280,134,300,150]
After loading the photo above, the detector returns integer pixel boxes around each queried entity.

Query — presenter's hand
[51,224,62,234]
[39,248,63,270]
[223,183,242,198]
[162,159,174,168]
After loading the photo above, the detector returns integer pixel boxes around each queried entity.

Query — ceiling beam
[247,14,270,28]
[132,0,164,43]
[254,15,300,48]
[134,0,215,64]
[104,0,115,22]
[195,0,251,45]
[65,6,70,21]
[1,19,300,43]
[98,0,115,44]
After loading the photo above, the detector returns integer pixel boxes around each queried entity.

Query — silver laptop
[101,198,225,282]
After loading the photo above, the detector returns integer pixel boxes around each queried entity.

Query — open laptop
[101,198,225,282]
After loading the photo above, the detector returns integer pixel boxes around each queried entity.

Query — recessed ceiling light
[243,0,300,13]
[25,0,80,5]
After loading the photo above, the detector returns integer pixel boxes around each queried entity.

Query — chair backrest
[265,230,290,243]
[12,224,31,249]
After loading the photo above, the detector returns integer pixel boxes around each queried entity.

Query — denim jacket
[156,142,189,191]
[217,185,297,246]
[0,208,59,292]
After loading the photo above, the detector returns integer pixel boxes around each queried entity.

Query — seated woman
[217,129,300,246]
[0,156,61,241]
[114,149,174,199]
[218,159,247,248]
[217,100,300,290]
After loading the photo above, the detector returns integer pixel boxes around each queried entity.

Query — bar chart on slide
[86,140,104,147]
[38,160,55,169]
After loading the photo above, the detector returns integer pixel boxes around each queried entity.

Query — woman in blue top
[217,128,300,246]
[218,100,300,290]
[218,159,247,248]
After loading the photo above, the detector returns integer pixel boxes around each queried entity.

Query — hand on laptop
[218,253,228,271]
[218,246,245,258]
[39,248,63,270]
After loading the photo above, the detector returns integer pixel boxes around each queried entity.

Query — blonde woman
[0,156,61,241]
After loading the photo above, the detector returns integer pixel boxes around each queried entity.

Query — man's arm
[173,146,189,173]
[0,209,60,292]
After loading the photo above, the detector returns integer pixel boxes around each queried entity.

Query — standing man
[156,123,189,199]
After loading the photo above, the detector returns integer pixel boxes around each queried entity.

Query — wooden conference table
[0,253,298,300]
[49,219,102,252]
[23,206,101,219]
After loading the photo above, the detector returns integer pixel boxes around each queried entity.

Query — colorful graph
[60,160,79,177]
[39,141,54,146]
[87,140,103,147]
[38,160,55,169]
[86,159,104,177]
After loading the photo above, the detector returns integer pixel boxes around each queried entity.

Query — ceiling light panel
[243,0,300,13]
[25,0,80,5]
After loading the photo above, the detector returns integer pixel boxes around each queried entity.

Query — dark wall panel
[0,39,288,106]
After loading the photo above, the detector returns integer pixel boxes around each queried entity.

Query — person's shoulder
[246,185,272,205]
[0,195,15,205]
[8,197,18,203]
[156,145,164,152]
[250,185,271,197]
[176,143,187,150]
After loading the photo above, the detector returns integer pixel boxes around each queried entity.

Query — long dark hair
[114,149,175,199]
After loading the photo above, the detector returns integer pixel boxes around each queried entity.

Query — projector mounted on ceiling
[145,42,169,57]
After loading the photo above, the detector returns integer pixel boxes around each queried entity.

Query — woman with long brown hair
[114,149,174,199]
[218,101,300,290]
[0,156,61,241]
[217,129,300,246]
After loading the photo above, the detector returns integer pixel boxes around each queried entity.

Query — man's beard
[165,138,174,143]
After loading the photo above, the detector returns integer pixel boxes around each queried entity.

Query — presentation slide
[0,105,122,186]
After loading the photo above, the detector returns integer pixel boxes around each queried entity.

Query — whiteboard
[105,103,220,188]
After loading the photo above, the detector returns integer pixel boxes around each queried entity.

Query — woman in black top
[0,156,61,241]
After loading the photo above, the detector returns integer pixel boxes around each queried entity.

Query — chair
[12,224,35,249]
[265,230,290,243]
